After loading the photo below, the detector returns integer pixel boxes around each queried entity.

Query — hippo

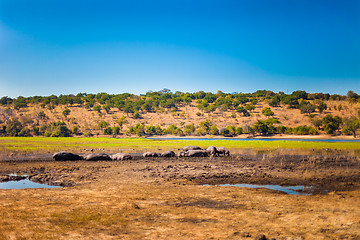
[185,150,209,157]
[84,153,112,161]
[183,145,202,151]
[53,151,83,161]
[176,151,186,157]
[143,152,159,158]
[161,151,175,157]
[111,153,132,160]
[206,146,218,156]
[217,147,230,156]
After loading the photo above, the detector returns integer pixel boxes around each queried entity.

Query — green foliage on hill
[1,90,358,115]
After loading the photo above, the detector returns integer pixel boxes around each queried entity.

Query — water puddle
[0,179,62,189]
[205,183,313,195]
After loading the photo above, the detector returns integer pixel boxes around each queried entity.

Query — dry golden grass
[0,155,359,240]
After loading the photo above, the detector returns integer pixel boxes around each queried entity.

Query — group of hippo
[53,145,230,161]
[146,145,230,158]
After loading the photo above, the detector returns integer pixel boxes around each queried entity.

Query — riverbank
[148,134,359,140]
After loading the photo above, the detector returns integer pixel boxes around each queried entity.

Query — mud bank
[1,153,359,193]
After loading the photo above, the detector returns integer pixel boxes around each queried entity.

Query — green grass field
[0,137,359,154]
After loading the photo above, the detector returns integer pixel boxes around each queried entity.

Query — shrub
[5,119,23,136]
[292,125,318,135]
[322,115,342,134]
[37,111,47,119]
[145,125,162,136]
[253,120,275,135]
[112,126,120,135]
[196,128,207,136]
[262,107,274,117]
[48,122,71,137]
[93,105,101,113]
[317,101,327,113]
[277,125,287,134]
[103,105,111,113]
[342,117,360,138]
[235,127,243,135]
[18,127,31,137]
[98,121,109,129]
[104,127,113,135]
[209,125,219,135]
[62,109,71,117]
[71,126,80,135]
[299,101,316,115]
[184,124,196,135]
[133,112,140,119]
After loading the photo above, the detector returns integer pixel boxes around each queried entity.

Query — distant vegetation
[0,89,359,138]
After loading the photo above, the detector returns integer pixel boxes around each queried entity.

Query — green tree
[236,106,250,116]
[269,95,280,107]
[299,101,316,115]
[262,107,274,117]
[317,101,327,114]
[103,105,111,113]
[133,111,141,119]
[71,126,80,135]
[112,126,120,135]
[98,121,109,129]
[62,109,71,118]
[235,127,243,135]
[117,116,128,131]
[253,120,275,136]
[5,119,23,136]
[209,125,219,135]
[342,117,360,138]
[93,105,101,113]
[322,115,342,134]
[199,120,212,133]
[37,111,47,119]
[13,97,27,110]
[311,119,323,130]
[245,104,255,112]
[45,122,71,137]
[103,127,113,135]
[184,124,196,135]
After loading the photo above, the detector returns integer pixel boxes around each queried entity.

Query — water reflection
[205,183,313,195]
[0,179,61,189]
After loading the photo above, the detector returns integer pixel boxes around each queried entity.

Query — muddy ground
[0,153,359,239]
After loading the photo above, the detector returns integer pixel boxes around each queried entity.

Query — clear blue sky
[0,0,359,97]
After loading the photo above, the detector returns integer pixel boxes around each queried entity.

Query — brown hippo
[217,147,230,156]
[111,153,132,160]
[143,152,159,157]
[84,153,112,161]
[161,151,175,157]
[183,145,202,151]
[185,150,209,157]
[53,151,83,161]
[206,146,218,156]
[176,151,186,157]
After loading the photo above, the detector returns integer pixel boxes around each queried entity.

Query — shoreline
[146,134,359,140]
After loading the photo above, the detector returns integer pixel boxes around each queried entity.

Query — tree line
[1,90,359,115]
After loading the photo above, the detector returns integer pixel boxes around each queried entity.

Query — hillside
[0,90,359,138]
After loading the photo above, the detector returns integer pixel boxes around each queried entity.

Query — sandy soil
[0,153,359,239]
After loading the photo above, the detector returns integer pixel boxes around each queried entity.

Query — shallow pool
[0,179,62,189]
[205,183,313,195]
